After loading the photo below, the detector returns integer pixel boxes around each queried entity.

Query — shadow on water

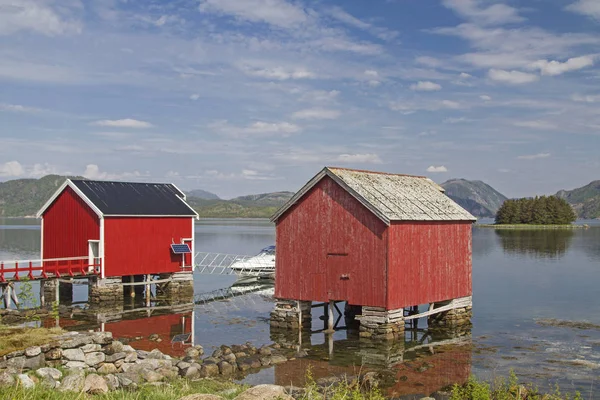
[495,229,575,259]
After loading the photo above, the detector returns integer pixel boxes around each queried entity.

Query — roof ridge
[326,166,427,179]
[71,179,175,186]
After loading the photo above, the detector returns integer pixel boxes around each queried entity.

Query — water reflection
[495,229,574,259]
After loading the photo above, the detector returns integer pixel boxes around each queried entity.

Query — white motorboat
[229,245,275,280]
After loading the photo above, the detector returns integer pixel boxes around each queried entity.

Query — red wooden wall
[387,221,472,309]
[42,187,100,260]
[275,176,388,307]
[103,217,192,277]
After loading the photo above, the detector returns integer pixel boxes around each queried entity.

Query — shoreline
[476,224,586,229]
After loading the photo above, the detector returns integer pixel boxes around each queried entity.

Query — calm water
[1,218,599,398]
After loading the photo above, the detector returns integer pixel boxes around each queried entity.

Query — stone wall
[356,307,405,340]
[156,272,194,301]
[427,304,473,335]
[89,278,123,305]
[269,300,312,331]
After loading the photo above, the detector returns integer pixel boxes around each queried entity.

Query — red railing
[0,257,101,283]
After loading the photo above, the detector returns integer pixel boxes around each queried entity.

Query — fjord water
[1,218,599,397]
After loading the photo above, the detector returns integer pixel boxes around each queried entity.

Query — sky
[0,0,599,199]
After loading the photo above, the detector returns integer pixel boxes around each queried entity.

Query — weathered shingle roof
[38,179,198,218]
[271,167,476,224]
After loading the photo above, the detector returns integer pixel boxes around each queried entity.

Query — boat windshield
[259,245,276,255]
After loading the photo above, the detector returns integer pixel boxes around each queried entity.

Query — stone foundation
[156,272,194,300]
[427,300,472,335]
[89,278,123,305]
[269,299,312,330]
[356,306,405,340]
[59,281,73,303]
[41,280,59,305]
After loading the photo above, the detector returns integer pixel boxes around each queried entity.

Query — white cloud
[517,153,551,160]
[415,56,442,67]
[240,64,315,80]
[210,120,302,138]
[567,0,600,20]
[83,164,144,180]
[572,94,600,103]
[198,0,308,28]
[90,119,153,128]
[410,81,442,91]
[442,0,524,25]
[528,55,595,76]
[514,120,557,130]
[327,6,399,41]
[459,72,472,79]
[300,90,340,104]
[335,153,382,164]
[0,0,82,36]
[443,117,471,124]
[0,103,40,113]
[364,70,379,77]
[292,109,341,120]
[480,95,492,101]
[0,161,24,177]
[367,80,381,87]
[488,69,539,84]
[441,100,461,109]
[426,165,448,173]
[190,94,200,101]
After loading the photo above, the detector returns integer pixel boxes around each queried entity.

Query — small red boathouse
[37,179,199,279]
[270,167,475,337]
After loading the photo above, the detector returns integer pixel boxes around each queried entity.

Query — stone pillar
[356,306,405,340]
[270,299,312,331]
[42,280,59,305]
[89,277,122,305]
[427,299,472,335]
[156,272,194,301]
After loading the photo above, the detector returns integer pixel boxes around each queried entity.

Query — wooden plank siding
[103,217,192,277]
[275,176,388,307]
[386,221,472,309]
[42,187,100,261]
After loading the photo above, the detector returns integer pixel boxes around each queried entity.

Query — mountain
[230,191,294,207]
[186,189,220,200]
[0,175,83,217]
[440,179,508,218]
[556,180,600,219]
[186,192,293,218]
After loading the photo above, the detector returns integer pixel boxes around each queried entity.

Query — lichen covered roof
[271,167,476,224]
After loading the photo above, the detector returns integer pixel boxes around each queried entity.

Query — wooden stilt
[55,280,59,304]
[328,331,334,356]
[40,281,45,307]
[130,276,135,298]
[325,300,335,333]
[145,275,151,307]
[2,284,8,308]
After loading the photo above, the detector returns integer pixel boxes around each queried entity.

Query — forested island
[494,196,577,225]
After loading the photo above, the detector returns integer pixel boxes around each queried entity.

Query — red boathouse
[269,167,476,339]
[37,179,199,280]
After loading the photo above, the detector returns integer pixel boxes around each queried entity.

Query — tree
[495,196,576,225]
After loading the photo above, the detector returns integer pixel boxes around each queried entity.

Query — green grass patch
[4,378,245,400]
[0,325,64,357]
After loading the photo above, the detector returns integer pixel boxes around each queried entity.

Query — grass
[0,325,64,357]
[3,378,245,400]
[477,224,584,230]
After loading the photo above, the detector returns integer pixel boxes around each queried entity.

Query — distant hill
[441,179,508,218]
[186,192,293,218]
[556,180,600,219]
[186,189,220,200]
[230,192,294,207]
[0,175,82,217]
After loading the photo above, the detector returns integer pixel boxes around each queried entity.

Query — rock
[177,361,191,370]
[212,349,223,358]
[45,348,62,360]
[61,335,93,349]
[85,351,106,366]
[36,367,63,381]
[40,375,58,389]
[259,357,271,367]
[7,353,45,370]
[16,374,35,389]
[91,332,113,345]
[65,361,87,370]
[258,347,272,356]
[179,395,225,400]
[218,361,234,376]
[59,372,85,392]
[123,345,135,352]
[149,333,160,341]
[141,368,163,383]
[105,374,120,391]
[104,341,124,355]
[221,346,232,355]
[0,371,15,387]
[234,384,291,400]
[249,357,262,369]
[106,352,126,363]
[63,348,86,362]
[185,347,201,359]
[157,367,179,380]
[234,352,248,359]
[25,346,41,357]
[81,343,102,353]
[116,374,137,390]
[84,373,109,394]
[137,358,172,370]
[147,349,166,360]
[182,366,201,379]
[97,363,118,374]
[200,363,219,377]
[270,354,287,364]
[204,356,220,364]
[223,353,237,363]
[124,352,138,363]
[136,350,149,359]
[237,359,253,372]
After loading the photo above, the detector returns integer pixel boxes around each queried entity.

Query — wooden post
[10,283,19,308]
[328,331,334,356]
[54,280,59,304]
[145,274,151,307]
[325,300,335,333]
[129,276,135,298]
[2,284,8,309]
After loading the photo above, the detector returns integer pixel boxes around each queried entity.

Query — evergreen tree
[495,196,576,225]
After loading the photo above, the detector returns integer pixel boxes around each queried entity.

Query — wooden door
[327,253,349,301]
